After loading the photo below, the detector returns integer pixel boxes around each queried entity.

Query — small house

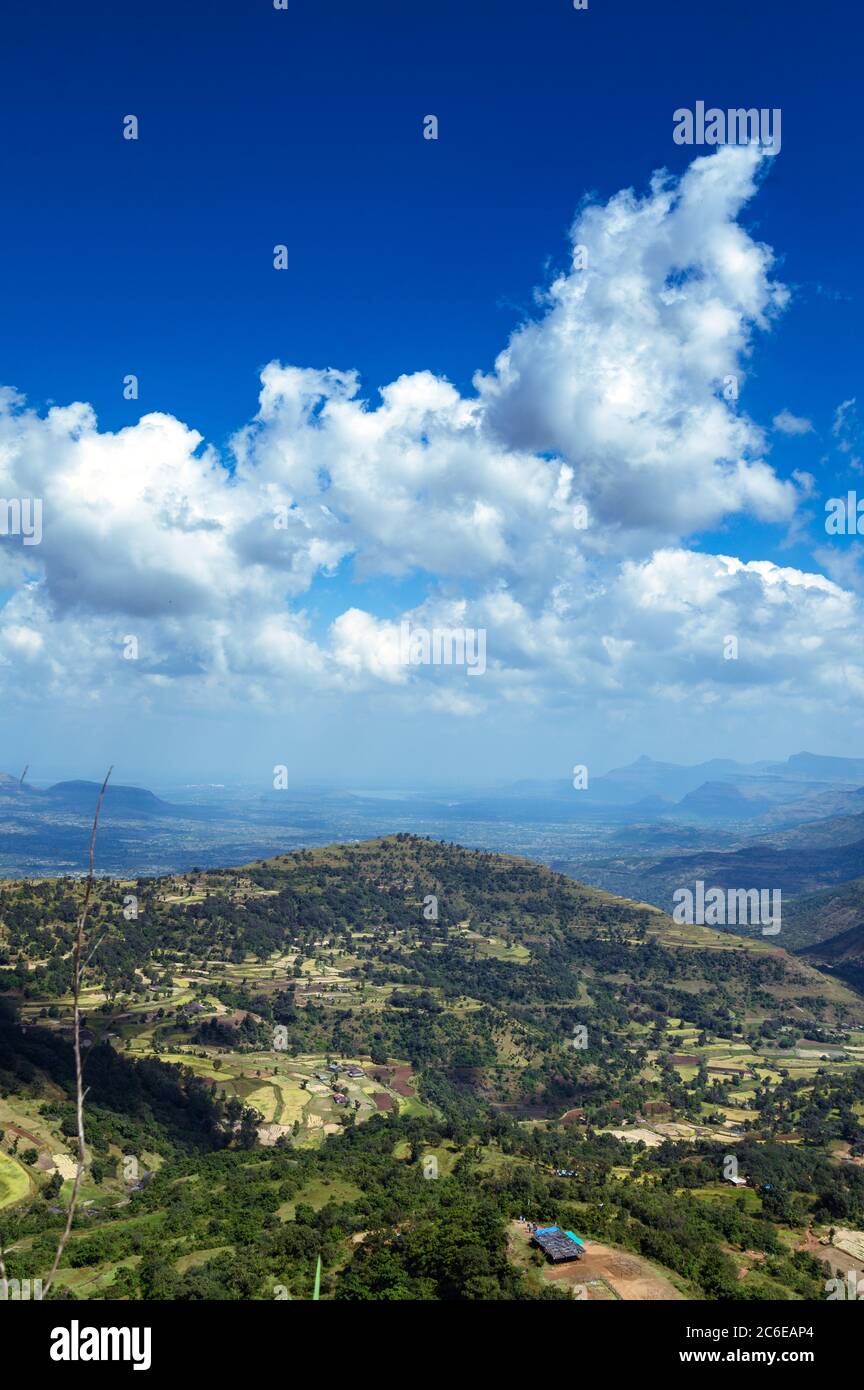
[532,1226,584,1263]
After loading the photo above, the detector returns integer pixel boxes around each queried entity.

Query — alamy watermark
[0,497,42,545]
[825,492,864,534]
[398,620,486,676]
[50,1322,151,1370]
[673,102,781,155]
[825,1270,864,1300]
[672,880,781,936]
[1,1277,43,1300]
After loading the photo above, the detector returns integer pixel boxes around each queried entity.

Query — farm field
[0,1150,31,1209]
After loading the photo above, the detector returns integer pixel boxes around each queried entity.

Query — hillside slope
[2,837,864,1304]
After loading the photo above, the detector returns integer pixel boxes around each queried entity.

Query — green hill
[1,837,863,1303]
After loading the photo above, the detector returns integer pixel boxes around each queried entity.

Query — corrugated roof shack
[533,1226,584,1263]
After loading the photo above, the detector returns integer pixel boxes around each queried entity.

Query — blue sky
[0,0,861,786]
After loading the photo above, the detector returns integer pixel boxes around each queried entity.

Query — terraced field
[0,1150,31,1209]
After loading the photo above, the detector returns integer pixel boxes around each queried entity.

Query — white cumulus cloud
[0,144,855,733]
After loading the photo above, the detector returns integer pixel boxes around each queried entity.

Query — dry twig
[42,767,112,1299]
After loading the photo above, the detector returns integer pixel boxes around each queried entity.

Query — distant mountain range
[9,749,864,820]
[0,776,183,816]
[6,755,864,961]
[442,752,864,828]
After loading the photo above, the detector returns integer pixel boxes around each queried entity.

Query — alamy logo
[672,881,781,936]
[825,1270,864,1300]
[50,1321,152,1371]
[398,620,486,676]
[0,497,42,545]
[825,492,864,534]
[0,1277,43,1300]
[673,102,781,155]
[723,1155,742,1182]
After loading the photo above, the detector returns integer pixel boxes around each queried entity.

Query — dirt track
[6,1124,45,1148]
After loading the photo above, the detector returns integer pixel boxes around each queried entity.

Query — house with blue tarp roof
[532,1226,584,1262]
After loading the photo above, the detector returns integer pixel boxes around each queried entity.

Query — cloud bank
[0,145,855,726]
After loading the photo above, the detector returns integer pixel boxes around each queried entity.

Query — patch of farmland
[151,1052,225,1080]
[278,1175,363,1220]
[175,1245,235,1273]
[368,1064,414,1096]
[49,1256,141,1296]
[258,1123,293,1146]
[833,1228,864,1262]
[245,1084,282,1123]
[0,1151,31,1209]
[606,1127,664,1147]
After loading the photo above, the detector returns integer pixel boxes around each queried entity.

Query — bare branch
[82,933,107,972]
[42,766,112,1299]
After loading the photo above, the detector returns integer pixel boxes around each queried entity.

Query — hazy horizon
[6,745,864,795]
